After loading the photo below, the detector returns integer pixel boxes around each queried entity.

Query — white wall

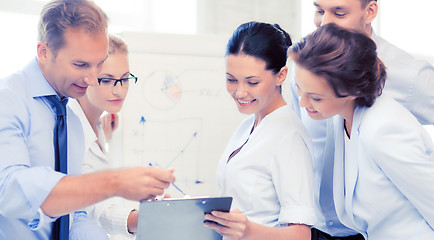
[197,0,301,39]
[377,0,434,65]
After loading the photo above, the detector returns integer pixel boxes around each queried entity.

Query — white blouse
[217,105,317,227]
[68,99,135,239]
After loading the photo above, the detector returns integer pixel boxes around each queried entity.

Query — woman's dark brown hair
[290,23,386,107]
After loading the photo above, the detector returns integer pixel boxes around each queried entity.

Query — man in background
[0,0,175,239]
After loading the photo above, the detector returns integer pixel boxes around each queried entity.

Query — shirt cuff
[278,205,317,226]
[70,211,109,240]
[99,205,135,237]
[28,208,57,230]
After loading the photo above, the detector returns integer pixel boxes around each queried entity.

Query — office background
[1,0,433,190]
[1,0,433,79]
[0,2,433,238]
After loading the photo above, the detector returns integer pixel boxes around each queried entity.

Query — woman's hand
[127,209,138,234]
[204,209,311,240]
[204,209,251,240]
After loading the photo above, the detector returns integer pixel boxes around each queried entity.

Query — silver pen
[148,163,190,198]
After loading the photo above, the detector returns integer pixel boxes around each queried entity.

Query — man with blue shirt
[0,0,175,239]
[289,0,434,239]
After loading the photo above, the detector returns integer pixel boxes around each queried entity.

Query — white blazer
[331,95,434,239]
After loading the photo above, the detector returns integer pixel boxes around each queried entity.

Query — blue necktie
[44,95,69,240]
[319,119,350,232]
[319,119,335,214]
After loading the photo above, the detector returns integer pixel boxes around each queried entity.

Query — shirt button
[329,221,334,226]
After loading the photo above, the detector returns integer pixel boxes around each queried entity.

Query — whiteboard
[119,32,245,197]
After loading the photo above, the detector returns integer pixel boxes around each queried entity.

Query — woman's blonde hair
[108,34,128,55]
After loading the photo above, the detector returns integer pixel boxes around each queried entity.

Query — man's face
[39,28,108,99]
[313,0,374,34]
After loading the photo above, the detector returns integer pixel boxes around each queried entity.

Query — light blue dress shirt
[289,32,434,236]
[0,58,108,239]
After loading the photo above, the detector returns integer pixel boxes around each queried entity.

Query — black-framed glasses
[97,73,138,87]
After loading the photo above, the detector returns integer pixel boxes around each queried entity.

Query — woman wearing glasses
[68,34,139,238]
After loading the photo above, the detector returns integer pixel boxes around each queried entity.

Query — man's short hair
[360,0,377,8]
[38,0,108,56]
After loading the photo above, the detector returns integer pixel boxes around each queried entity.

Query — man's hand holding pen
[148,163,190,200]
[112,166,175,201]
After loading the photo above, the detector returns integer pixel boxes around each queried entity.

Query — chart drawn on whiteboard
[123,65,242,196]
[125,112,207,190]
[142,68,226,111]
[121,33,245,197]
[142,71,182,110]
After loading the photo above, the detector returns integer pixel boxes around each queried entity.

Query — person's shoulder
[357,95,429,163]
[0,77,31,129]
[268,105,306,130]
[0,72,29,107]
[0,65,32,97]
[358,95,421,138]
[373,34,432,70]
[373,34,408,59]
[263,105,311,142]
[361,95,411,121]
[370,94,414,116]
[0,60,47,121]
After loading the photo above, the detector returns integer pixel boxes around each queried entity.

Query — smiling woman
[204,21,316,240]
[225,54,286,123]
[290,22,434,240]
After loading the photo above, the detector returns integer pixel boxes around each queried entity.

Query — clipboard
[136,196,233,240]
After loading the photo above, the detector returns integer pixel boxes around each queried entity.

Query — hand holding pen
[112,166,175,201]
[148,163,190,199]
